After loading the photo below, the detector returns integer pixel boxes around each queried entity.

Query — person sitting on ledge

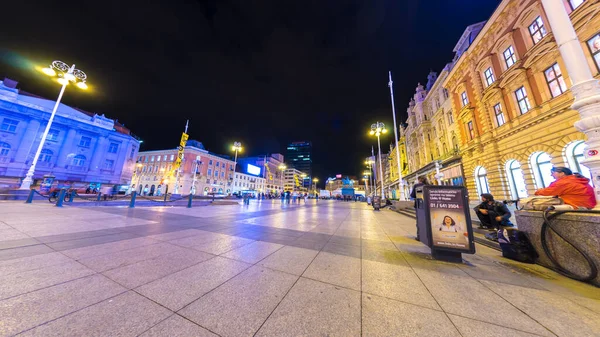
[473,193,514,229]
[534,167,596,209]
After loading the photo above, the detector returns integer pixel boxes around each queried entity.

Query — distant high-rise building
[286,141,311,186]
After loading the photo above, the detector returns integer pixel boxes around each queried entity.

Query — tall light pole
[369,122,387,199]
[363,170,371,196]
[312,177,319,195]
[540,0,600,207]
[231,142,242,194]
[19,61,88,190]
[278,164,286,193]
[191,159,201,195]
[365,159,375,197]
[388,71,406,200]
[300,173,307,192]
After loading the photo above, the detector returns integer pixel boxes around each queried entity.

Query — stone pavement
[0,200,598,337]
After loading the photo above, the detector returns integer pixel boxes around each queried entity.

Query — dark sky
[0,0,499,180]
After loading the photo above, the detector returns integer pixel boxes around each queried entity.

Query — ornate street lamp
[231,142,242,193]
[20,61,88,190]
[369,122,387,199]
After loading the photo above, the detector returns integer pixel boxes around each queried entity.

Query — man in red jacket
[535,167,596,209]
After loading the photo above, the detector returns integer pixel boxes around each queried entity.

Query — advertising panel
[425,186,474,253]
[247,164,261,176]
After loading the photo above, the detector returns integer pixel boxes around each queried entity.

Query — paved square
[0,200,599,336]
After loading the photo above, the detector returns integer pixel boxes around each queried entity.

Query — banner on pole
[172,132,188,176]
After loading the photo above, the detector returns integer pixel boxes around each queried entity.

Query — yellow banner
[171,132,188,176]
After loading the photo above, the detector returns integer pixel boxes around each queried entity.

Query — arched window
[531,152,554,188]
[41,149,53,162]
[0,142,10,156]
[451,133,458,151]
[505,160,528,199]
[566,141,594,186]
[442,143,448,155]
[72,154,86,167]
[475,166,490,195]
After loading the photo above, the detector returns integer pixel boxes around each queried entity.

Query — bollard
[56,189,66,207]
[68,191,74,203]
[129,191,136,208]
[25,189,35,204]
[97,193,102,201]
[164,193,168,202]
[187,194,193,208]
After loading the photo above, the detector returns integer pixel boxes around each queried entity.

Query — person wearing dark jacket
[411,177,429,240]
[473,193,513,229]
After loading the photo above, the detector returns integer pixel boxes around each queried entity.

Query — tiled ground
[0,200,598,337]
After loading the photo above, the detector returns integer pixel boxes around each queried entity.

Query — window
[528,16,547,44]
[156,155,160,162]
[214,170,219,177]
[494,103,506,127]
[208,168,212,176]
[587,33,600,72]
[566,141,594,186]
[448,111,454,125]
[209,160,213,165]
[221,171,225,178]
[467,121,475,140]
[506,160,528,199]
[475,166,490,195]
[47,129,60,141]
[79,136,91,147]
[163,155,167,161]
[569,0,584,11]
[515,86,532,114]
[1,118,19,133]
[41,149,53,162]
[72,154,86,167]
[484,67,495,87]
[545,63,567,98]
[503,46,517,68]
[150,155,155,162]
[103,159,114,170]
[0,142,11,156]
[531,152,554,188]
[129,147,135,159]
[461,91,469,107]
[170,154,174,161]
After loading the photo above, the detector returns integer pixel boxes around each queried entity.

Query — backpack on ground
[497,228,538,263]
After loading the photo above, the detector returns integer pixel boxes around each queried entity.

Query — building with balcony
[135,140,235,196]
[0,78,139,190]
[443,0,596,200]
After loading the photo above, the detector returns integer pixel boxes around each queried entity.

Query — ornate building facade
[0,79,139,190]
[444,0,597,200]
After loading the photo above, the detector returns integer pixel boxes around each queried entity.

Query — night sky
[0,0,499,180]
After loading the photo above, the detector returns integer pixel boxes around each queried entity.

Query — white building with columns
[0,79,139,190]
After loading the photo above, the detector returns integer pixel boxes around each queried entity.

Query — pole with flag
[174,120,189,195]
[388,71,406,200]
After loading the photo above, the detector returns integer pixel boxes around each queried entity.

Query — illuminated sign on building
[247,164,261,176]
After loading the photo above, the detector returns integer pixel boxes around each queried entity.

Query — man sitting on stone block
[535,167,596,209]
[473,193,514,229]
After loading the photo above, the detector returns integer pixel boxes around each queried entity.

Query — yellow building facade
[444,0,597,201]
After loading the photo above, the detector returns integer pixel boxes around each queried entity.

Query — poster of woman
[430,209,470,250]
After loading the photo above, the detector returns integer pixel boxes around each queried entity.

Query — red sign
[588,149,598,157]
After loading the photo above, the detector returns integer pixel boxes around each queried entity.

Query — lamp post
[369,122,387,199]
[312,177,319,195]
[300,173,307,192]
[191,159,201,195]
[19,60,88,190]
[365,159,375,197]
[363,170,371,196]
[278,164,286,193]
[540,0,600,207]
[231,142,242,194]
[388,71,406,200]
[134,162,143,194]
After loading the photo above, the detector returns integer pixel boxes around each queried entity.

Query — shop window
[531,152,554,188]
[475,166,490,195]
[515,86,532,114]
[494,103,506,127]
[544,63,567,98]
[506,160,528,199]
[566,141,594,186]
[484,67,495,87]
[503,46,517,68]
[528,16,547,45]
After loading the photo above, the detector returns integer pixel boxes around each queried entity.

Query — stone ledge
[515,210,600,286]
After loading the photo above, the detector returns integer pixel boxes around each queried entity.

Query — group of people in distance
[410,166,596,236]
